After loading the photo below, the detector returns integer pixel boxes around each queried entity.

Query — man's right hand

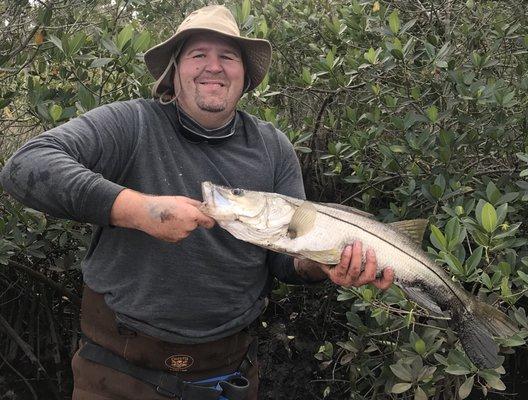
[110,189,215,242]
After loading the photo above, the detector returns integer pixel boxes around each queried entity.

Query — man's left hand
[295,241,394,289]
[320,241,393,289]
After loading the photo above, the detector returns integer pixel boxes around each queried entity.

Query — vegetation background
[1,0,527,399]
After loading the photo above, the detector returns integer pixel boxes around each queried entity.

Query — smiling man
[177,34,245,120]
[0,5,392,400]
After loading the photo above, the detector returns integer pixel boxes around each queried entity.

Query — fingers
[355,249,377,286]
[195,212,216,229]
[177,196,215,229]
[348,242,361,281]
[327,242,394,290]
[334,244,353,280]
[372,267,394,290]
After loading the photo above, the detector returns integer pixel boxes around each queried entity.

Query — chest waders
[79,337,256,399]
[76,285,258,400]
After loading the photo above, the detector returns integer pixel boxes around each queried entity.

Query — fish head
[201,181,295,243]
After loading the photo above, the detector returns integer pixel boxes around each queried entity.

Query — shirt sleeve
[0,101,140,226]
[273,129,306,199]
[265,251,313,285]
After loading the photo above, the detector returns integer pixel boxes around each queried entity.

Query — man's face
[175,33,245,122]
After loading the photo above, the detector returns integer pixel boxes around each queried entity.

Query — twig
[6,260,81,307]
[0,313,43,369]
[0,351,38,400]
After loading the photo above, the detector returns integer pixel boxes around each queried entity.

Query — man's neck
[177,104,235,130]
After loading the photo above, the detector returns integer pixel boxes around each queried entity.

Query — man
[0,5,393,400]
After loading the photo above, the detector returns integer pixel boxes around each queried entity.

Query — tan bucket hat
[144,5,272,96]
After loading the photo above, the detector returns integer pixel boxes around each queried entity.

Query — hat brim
[144,28,271,94]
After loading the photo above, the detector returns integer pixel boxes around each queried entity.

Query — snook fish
[201,181,518,369]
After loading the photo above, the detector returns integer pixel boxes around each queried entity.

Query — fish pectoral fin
[390,219,429,245]
[399,284,446,316]
[288,202,317,239]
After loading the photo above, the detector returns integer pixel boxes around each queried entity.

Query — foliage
[1,0,528,399]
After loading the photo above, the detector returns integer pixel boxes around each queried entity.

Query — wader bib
[72,286,258,400]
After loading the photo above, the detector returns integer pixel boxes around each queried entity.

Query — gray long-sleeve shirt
[0,99,306,343]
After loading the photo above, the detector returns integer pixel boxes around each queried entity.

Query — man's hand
[295,241,394,289]
[110,189,215,242]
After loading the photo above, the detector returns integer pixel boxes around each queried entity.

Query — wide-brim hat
[144,5,272,96]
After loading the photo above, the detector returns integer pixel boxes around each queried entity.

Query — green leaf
[132,31,151,52]
[458,375,474,399]
[117,24,134,51]
[302,67,312,85]
[430,225,447,250]
[364,47,378,64]
[391,48,404,59]
[388,11,401,34]
[518,270,528,284]
[486,182,501,204]
[48,34,63,51]
[77,85,96,111]
[430,185,444,199]
[241,0,251,23]
[38,6,53,25]
[258,18,268,38]
[90,57,114,68]
[479,372,506,391]
[414,386,427,400]
[102,36,121,55]
[427,106,438,123]
[49,104,63,122]
[325,50,335,70]
[445,365,471,375]
[391,382,412,394]
[390,363,413,381]
[67,32,86,56]
[465,246,483,272]
[481,202,498,233]
[414,338,426,355]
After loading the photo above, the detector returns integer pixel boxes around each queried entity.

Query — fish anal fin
[288,202,317,239]
[390,219,429,245]
[399,284,445,316]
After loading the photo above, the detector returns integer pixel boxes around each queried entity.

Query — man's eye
[193,54,205,59]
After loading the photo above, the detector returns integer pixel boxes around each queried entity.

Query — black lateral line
[314,206,469,313]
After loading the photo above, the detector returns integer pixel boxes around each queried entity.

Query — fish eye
[232,188,244,196]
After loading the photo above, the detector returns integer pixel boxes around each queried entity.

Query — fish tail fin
[472,299,519,338]
[453,300,518,369]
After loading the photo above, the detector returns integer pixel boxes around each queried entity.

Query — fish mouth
[201,181,237,219]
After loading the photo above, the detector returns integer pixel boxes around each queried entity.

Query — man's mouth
[198,81,225,88]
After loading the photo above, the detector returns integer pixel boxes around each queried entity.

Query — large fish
[201,181,518,369]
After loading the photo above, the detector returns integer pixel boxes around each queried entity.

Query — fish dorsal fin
[389,219,429,244]
[324,203,374,218]
[288,202,317,239]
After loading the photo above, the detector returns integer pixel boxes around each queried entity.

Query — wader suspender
[79,336,256,400]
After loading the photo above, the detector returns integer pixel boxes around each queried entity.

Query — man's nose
[204,55,223,73]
